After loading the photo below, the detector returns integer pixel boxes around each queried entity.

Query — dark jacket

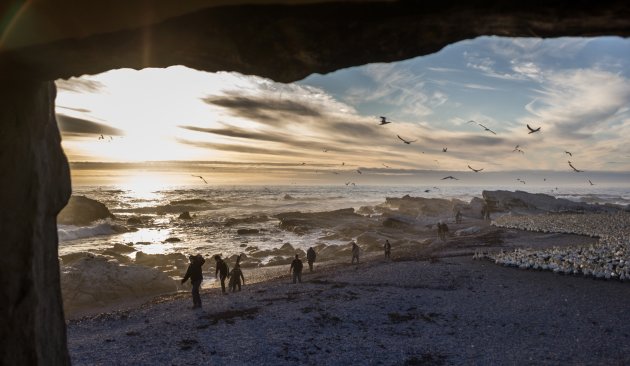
[183,256,205,283]
[215,259,229,277]
[306,248,316,262]
[290,258,303,273]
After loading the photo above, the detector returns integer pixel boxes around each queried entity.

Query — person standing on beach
[181,254,206,309]
[384,239,391,259]
[351,241,360,264]
[455,210,462,224]
[437,222,444,240]
[228,263,245,292]
[306,247,317,272]
[214,255,229,294]
[290,254,303,283]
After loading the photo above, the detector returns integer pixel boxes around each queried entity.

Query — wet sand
[66,215,630,365]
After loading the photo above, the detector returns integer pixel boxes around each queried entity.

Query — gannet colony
[474,212,630,281]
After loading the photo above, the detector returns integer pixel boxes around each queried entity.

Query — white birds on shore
[477,212,630,282]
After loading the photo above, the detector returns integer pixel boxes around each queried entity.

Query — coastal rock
[164,237,182,243]
[135,252,188,270]
[237,228,260,235]
[178,211,192,220]
[61,255,177,315]
[126,216,143,225]
[276,208,364,234]
[224,215,269,227]
[57,195,115,225]
[384,195,465,218]
[170,199,207,205]
[482,190,621,214]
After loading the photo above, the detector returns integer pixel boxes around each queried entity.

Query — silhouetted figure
[290,254,303,283]
[441,223,449,240]
[306,247,317,272]
[437,222,444,240]
[384,240,391,259]
[351,241,360,264]
[229,264,245,292]
[482,203,491,220]
[181,254,206,309]
[214,255,229,294]
[455,210,462,224]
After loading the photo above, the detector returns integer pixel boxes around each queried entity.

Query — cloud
[56,114,124,136]
[202,93,321,125]
[526,69,630,140]
[177,138,311,158]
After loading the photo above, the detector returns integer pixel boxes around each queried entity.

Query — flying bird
[588,179,595,186]
[191,175,208,184]
[467,165,483,172]
[512,145,524,154]
[568,161,583,172]
[424,189,431,193]
[397,135,417,144]
[341,162,345,166]
[300,162,306,165]
[527,124,541,134]
[478,123,497,135]
[466,120,477,124]
[441,176,459,180]
[516,178,526,184]
[382,164,390,168]
[442,147,448,152]
[379,116,392,125]
[565,151,572,157]
[323,149,329,152]
[356,169,362,174]
[98,134,104,140]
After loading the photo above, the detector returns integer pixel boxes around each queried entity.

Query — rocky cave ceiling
[0,0,629,83]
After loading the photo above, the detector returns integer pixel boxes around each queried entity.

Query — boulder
[178,211,192,220]
[57,195,115,225]
[482,190,622,214]
[237,228,260,235]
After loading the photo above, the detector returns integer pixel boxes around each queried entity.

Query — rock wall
[0,81,71,364]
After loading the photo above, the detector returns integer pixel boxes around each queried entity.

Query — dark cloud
[177,138,311,157]
[180,125,360,154]
[55,78,105,93]
[56,114,124,136]
[202,94,321,125]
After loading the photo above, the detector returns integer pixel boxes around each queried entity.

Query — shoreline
[66,220,630,365]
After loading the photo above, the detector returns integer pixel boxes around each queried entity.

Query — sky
[55,36,630,186]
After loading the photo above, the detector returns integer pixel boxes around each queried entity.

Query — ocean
[58,184,630,260]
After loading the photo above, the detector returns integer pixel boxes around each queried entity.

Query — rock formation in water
[482,190,623,214]
[57,195,115,225]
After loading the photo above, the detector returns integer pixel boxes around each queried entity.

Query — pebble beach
[67,211,630,365]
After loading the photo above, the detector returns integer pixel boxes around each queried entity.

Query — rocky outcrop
[276,208,365,234]
[57,195,115,225]
[0,81,71,364]
[61,255,178,316]
[482,190,622,214]
[1,2,629,82]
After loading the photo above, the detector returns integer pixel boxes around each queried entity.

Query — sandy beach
[66,214,630,365]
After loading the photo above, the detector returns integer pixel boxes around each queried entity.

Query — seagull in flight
[382,163,390,168]
[527,124,541,134]
[98,134,104,140]
[513,145,524,154]
[588,179,595,186]
[191,175,208,184]
[565,151,572,157]
[478,123,497,135]
[356,169,362,174]
[516,178,526,184]
[323,149,329,152]
[441,176,459,180]
[568,161,584,172]
[379,116,392,125]
[467,165,483,172]
[397,135,417,144]
[442,147,448,152]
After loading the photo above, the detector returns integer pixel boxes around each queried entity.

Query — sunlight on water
[117,228,172,247]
